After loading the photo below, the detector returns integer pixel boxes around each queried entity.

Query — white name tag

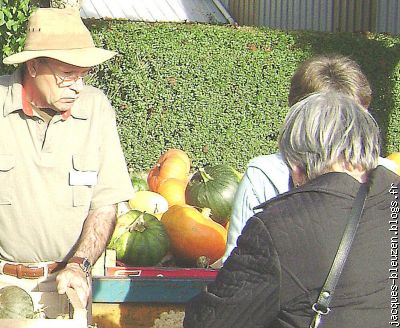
[69,170,98,186]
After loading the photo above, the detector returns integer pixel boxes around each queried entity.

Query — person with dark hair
[184,91,396,327]
[0,8,134,309]
[288,54,372,108]
[222,54,395,263]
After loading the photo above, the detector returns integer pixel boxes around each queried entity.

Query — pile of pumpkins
[109,151,400,268]
[108,149,242,267]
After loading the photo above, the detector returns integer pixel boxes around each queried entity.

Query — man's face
[30,58,91,112]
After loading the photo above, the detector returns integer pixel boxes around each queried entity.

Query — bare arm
[71,204,117,264]
[56,204,117,307]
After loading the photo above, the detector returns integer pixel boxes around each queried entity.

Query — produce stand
[91,250,218,328]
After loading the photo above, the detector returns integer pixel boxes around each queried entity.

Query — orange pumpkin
[158,149,191,172]
[161,205,227,264]
[157,178,188,207]
[147,149,191,192]
[148,157,189,192]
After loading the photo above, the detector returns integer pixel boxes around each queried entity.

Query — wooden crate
[92,250,217,327]
[0,288,87,328]
[92,250,217,303]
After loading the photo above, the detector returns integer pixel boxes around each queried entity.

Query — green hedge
[2,15,400,172]
[88,21,299,172]
[0,0,32,74]
[87,20,400,172]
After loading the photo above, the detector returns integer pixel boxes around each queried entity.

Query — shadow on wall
[292,31,400,155]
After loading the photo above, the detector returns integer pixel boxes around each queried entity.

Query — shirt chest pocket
[70,154,99,207]
[0,155,15,205]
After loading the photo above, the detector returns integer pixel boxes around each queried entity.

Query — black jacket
[184,166,399,328]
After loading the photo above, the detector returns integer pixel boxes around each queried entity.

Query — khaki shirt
[0,69,135,262]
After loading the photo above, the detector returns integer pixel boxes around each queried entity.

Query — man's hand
[56,263,90,308]
[56,204,117,308]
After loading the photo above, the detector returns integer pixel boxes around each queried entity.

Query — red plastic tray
[106,264,219,279]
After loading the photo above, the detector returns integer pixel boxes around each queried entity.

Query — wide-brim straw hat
[3,7,117,67]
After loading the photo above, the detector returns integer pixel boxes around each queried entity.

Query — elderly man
[0,8,134,309]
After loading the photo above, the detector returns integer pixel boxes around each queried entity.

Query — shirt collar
[21,86,72,121]
[21,86,33,116]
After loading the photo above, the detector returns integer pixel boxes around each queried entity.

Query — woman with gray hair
[184,91,398,328]
[281,91,379,185]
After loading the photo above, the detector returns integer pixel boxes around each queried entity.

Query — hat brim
[3,47,117,67]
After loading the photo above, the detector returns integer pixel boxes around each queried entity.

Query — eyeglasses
[41,61,90,87]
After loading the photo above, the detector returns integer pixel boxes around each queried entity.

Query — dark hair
[288,54,372,109]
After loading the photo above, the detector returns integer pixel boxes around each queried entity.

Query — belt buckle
[26,263,42,269]
[27,263,49,278]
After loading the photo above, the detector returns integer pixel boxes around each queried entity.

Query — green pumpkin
[0,286,34,319]
[185,164,241,225]
[108,210,170,266]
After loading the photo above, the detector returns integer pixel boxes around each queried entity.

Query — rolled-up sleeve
[90,95,135,209]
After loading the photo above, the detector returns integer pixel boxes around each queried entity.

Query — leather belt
[1,262,66,279]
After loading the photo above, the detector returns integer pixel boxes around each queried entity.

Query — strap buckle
[28,263,49,279]
[310,303,330,328]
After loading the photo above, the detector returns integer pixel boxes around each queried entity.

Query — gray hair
[278,91,380,181]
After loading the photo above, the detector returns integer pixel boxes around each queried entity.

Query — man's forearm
[72,204,117,264]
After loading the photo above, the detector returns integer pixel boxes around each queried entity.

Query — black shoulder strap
[310,181,370,328]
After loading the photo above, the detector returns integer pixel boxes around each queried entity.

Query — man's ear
[291,165,307,187]
[26,59,38,77]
